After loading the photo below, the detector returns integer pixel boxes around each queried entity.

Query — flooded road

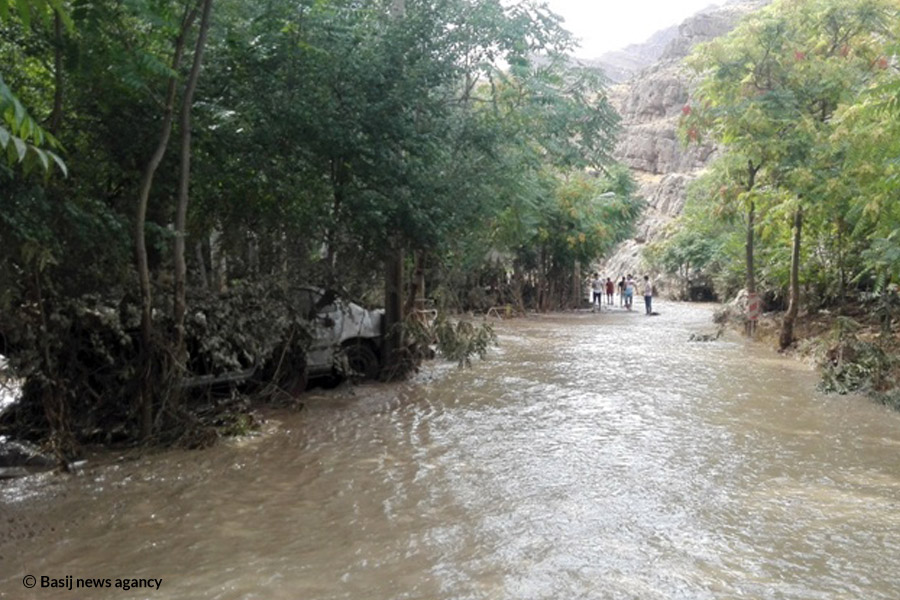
[2,302,900,599]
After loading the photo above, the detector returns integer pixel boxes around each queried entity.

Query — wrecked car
[296,286,384,381]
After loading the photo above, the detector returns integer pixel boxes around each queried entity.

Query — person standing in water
[624,275,635,311]
[605,277,614,306]
[591,273,603,312]
[642,275,654,315]
[617,276,626,307]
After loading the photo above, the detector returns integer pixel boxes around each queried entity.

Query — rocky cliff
[598,1,770,291]
[584,25,680,84]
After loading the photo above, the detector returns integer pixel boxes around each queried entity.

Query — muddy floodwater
[2,302,900,599]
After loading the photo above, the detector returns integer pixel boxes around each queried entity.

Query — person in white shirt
[642,275,654,315]
[590,273,603,311]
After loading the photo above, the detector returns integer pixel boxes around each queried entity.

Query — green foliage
[419,314,497,368]
[0,0,71,30]
[645,165,748,300]
[0,0,634,445]
[435,318,496,368]
[861,234,900,289]
[0,75,65,175]
[189,0,631,311]
[677,0,900,308]
[819,342,893,395]
[818,318,895,396]
[0,0,69,175]
[472,162,639,311]
[182,281,313,378]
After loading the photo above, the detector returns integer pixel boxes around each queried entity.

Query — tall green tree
[683,0,898,346]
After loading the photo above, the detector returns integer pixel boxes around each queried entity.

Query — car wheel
[343,342,380,380]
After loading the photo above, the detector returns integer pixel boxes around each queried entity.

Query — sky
[543,0,725,58]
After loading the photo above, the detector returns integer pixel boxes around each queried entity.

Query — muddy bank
[715,299,900,410]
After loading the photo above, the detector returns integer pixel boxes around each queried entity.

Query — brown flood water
[2,301,900,599]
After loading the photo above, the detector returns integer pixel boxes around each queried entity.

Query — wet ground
[2,301,899,599]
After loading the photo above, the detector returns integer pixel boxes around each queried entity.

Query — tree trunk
[745,201,755,295]
[134,1,199,440]
[573,260,581,309]
[414,251,426,313]
[404,249,426,316]
[383,245,404,379]
[779,207,803,350]
[512,263,525,314]
[744,160,760,337]
[548,279,557,312]
[381,0,406,379]
[325,157,347,286]
[538,249,548,312]
[174,0,214,363]
[837,216,846,313]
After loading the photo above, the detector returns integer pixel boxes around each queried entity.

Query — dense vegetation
[646,0,900,402]
[0,0,640,452]
[657,0,899,314]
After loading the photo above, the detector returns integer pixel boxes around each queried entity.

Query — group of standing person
[590,273,654,315]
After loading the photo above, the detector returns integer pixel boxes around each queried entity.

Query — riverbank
[716,300,900,411]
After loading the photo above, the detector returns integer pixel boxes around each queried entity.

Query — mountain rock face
[585,26,680,84]
[598,1,770,291]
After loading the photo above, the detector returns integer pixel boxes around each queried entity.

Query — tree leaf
[49,150,67,177]
[11,136,26,161]
[12,97,25,128]
[32,146,49,172]
[19,113,32,140]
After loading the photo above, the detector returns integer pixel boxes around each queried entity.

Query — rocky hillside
[584,26,680,84]
[598,1,771,292]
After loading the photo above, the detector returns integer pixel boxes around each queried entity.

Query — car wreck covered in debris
[0,284,387,455]
[179,285,386,393]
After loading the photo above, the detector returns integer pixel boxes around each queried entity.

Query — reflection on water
[2,302,900,599]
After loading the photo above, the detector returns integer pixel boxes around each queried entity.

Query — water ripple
[2,302,900,599]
